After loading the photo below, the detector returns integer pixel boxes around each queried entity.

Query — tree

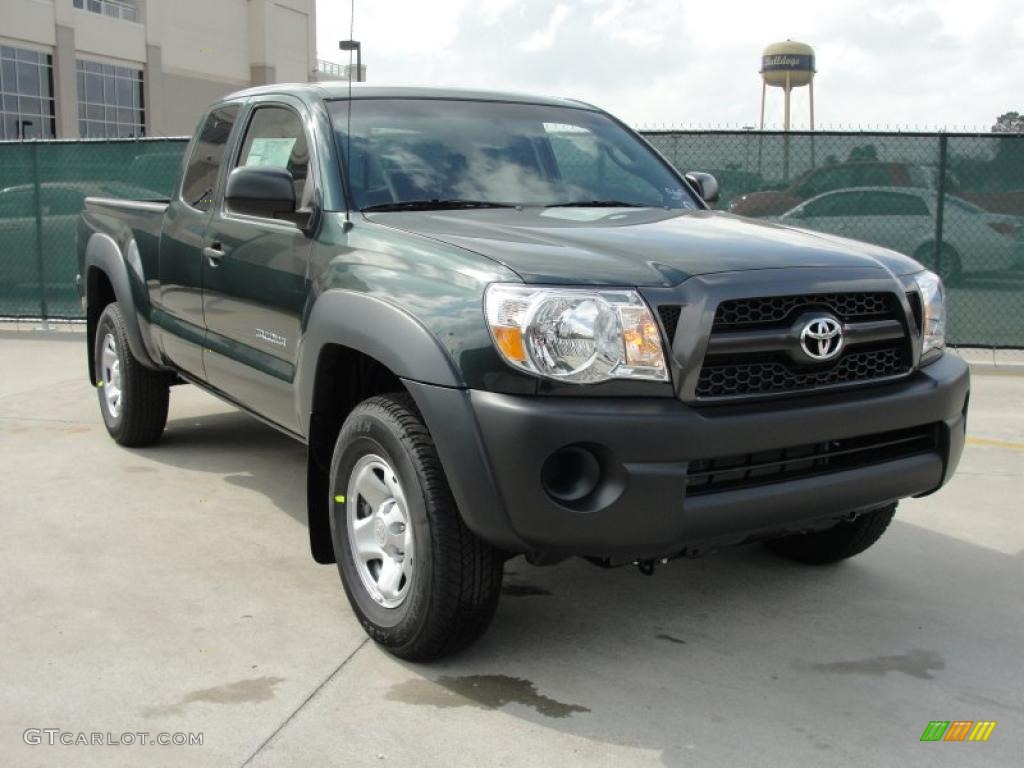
[990,112,1024,191]
[847,144,879,161]
[992,111,1024,133]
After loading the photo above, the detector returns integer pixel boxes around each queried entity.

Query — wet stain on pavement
[501,583,553,597]
[142,675,285,717]
[387,675,589,718]
[655,633,686,645]
[809,648,944,680]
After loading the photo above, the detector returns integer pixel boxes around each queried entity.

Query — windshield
[328,98,698,211]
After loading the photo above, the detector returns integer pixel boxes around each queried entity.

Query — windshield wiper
[361,199,517,212]
[544,200,651,208]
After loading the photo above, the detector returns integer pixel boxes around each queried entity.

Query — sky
[314,0,1024,131]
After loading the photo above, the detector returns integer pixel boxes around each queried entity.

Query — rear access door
[156,104,242,378]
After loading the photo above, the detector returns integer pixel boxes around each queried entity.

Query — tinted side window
[804,192,862,217]
[236,106,310,207]
[860,192,933,217]
[873,192,929,216]
[181,104,239,211]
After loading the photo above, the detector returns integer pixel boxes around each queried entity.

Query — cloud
[316,0,1024,129]
[518,4,572,52]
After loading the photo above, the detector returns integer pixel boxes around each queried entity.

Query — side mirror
[225,166,296,220]
[685,171,719,205]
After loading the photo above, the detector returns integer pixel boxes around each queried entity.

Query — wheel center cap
[374,518,388,547]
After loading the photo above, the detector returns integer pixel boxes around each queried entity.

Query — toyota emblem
[800,315,844,361]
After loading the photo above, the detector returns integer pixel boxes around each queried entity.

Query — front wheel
[764,503,897,564]
[329,393,504,660]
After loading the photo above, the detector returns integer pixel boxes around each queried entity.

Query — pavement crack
[239,638,370,767]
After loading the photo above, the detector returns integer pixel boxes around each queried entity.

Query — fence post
[30,142,49,326]
[933,134,948,277]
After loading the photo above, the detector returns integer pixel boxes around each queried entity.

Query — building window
[73,0,139,23]
[0,46,56,140]
[76,60,145,138]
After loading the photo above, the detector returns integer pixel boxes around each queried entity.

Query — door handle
[203,243,225,267]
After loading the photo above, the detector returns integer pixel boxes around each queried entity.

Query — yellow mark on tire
[967,436,1024,452]
[96,381,103,388]
[334,495,346,503]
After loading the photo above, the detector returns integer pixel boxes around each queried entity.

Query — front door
[201,100,314,433]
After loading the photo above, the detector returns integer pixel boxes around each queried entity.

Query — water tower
[759,40,816,130]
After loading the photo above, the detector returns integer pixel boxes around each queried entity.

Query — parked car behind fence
[773,187,1023,283]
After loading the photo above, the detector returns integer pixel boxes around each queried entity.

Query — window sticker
[245,138,297,168]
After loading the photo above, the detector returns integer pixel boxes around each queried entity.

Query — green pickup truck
[76,85,969,660]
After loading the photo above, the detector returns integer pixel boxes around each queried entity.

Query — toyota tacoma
[76,85,969,659]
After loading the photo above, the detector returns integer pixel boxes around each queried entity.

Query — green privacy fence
[1,131,1022,346]
[0,137,188,318]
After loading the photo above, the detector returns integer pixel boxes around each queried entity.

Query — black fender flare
[296,289,464,431]
[83,232,161,381]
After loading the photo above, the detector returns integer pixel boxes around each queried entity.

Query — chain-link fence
[644,130,1024,347]
[1,131,1022,346]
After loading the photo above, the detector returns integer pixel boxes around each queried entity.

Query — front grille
[658,305,682,341]
[696,291,912,399]
[713,292,893,330]
[906,291,923,334]
[686,424,939,496]
[697,346,908,398]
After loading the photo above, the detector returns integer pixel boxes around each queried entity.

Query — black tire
[94,302,169,447]
[764,503,897,565]
[329,393,504,660]
[915,244,962,285]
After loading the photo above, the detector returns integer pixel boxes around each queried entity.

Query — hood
[364,207,922,287]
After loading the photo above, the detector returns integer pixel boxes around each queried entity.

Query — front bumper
[406,352,969,559]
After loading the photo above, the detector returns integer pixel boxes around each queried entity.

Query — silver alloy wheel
[100,332,123,419]
[346,454,415,609]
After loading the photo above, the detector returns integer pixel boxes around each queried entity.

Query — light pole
[339,40,362,82]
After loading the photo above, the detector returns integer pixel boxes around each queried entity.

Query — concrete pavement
[1,333,1021,767]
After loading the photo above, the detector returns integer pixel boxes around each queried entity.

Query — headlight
[484,284,668,383]
[912,270,945,358]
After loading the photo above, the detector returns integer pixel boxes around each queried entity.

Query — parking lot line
[966,435,1024,452]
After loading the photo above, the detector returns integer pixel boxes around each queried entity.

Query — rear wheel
[94,302,169,446]
[329,393,504,660]
[764,503,897,564]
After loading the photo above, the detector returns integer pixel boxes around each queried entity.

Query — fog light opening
[541,445,601,504]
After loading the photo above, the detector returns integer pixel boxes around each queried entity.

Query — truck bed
[78,197,169,272]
